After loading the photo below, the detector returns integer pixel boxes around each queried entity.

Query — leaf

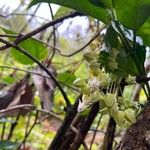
[99,24,146,77]
[28,0,111,23]
[125,108,136,123]
[73,78,87,88]
[0,75,34,117]
[0,141,19,150]
[11,38,48,65]
[116,45,146,76]
[104,24,120,50]
[57,72,76,85]
[137,17,150,46]
[1,27,48,65]
[1,76,16,85]
[89,0,113,9]
[99,44,146,77]
[116,48,138,76]
[54,6,73,19]
[113,0,150,30]
[0,90,14,110]
[32,66,56,111]
[99,49,120,75]
[99,25,120,73]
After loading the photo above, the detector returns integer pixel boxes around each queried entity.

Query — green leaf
[0,141,19,150]
[1,27,48,65]
[125,108,136,123]
[116,48,138,77]
[54,6,73,19]
[73,78,87,88]
[99,24,146,77]
[11,38,48,65]
[104,24,119,50]
[89,0,113,9]
[116,45,146,76]
[99,44,146,77]
[57,72,76,85]
[137,17,150,46]
[1,76,16,84]
[28,0,111,23]
[113,0,150,30]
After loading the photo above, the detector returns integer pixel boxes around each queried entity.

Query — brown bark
[116,101,150,150]
[48,95,81,150]
[59,114,86,150]
[102,117,116,150]
[69,102,99,150]
[49,97,99,150]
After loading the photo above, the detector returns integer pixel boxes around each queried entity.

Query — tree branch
[57,24,106,57]
[69,102,99,150]
[0,11,84,51]
[0,38,71,108]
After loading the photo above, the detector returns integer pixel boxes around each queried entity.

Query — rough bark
[102,117,116,150]
[49,97,99,150]
[116,101,150,150]
[59,114,86,150]
[69,102,100,150]
[48,95,80,150]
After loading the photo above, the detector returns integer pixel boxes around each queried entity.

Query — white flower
[88,77,100,91]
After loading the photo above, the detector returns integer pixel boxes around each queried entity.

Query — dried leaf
[32,66,56,111]
[0,75,34,116]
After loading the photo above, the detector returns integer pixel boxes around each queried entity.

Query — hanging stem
[89,114,102,150]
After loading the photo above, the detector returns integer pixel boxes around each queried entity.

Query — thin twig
[0,11,83,51]
[70,125,78,134]
[18,111,39,150]
[49,95,81,150]
[0,65,80,92]
[0,104,62,122]
[89,114,102,150]
[89,129,105,134]
[35,108,62,122]
[20,4,41,33]
[0,13,50,21]
[47,3,57,63]
[0,65,53,79]
[7,111,21,140]
[57,24,106,57]
[0,104,35,115]
[0,34,19,38]
[23,112,32,149]
[0,25,105,58]
[69,102,99,150]
[1,122,6,140]
[0,38,71,108]
[82,141,89,150]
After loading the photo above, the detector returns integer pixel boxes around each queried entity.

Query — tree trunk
[49,97,99,150]
[69,102,99,150]
[102,117,116,150]
[49,95,81,150]
[116,101,150,150]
